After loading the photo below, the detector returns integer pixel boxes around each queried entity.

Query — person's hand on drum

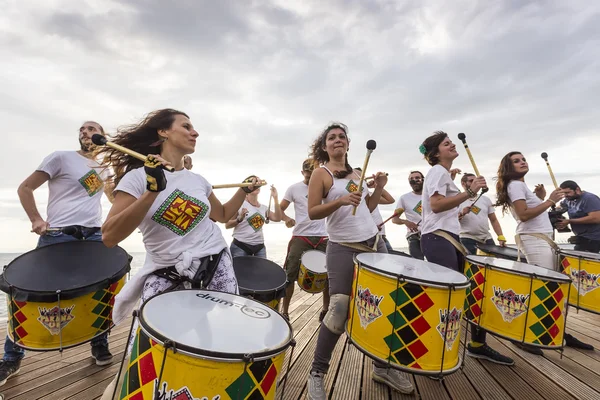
[284,218,296,228]
[31,218,49,236]
[144,154,170,192]
[498,237,507,247]
[372,171,388,188]
[534,184,546,200]
[548,188,565,204]
[470,176,487,194]
[339,191,362,207]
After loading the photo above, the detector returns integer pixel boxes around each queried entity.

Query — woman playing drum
[496,151,594,352]
[305,123,414,400]
[418,131,514,366]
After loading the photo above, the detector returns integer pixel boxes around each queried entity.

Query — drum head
[559,249,600,261]
[354,253,469,288]
[466,255,571,282]
[476,243,522,261]
[233,256,287,293]
[139,290,292,359]
[0,241,130,302]
[300,250,327,273]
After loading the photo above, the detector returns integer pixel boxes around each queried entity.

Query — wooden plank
[330,340,363,400]
[441,367,481,400]
[413,375,449,400]
[276,328,319,400]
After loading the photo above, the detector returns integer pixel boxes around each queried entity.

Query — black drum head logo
[355,285,384,329]
[37,305,75,335]
[570,269,600,296]
[490,286,529,323]
[196,293,270,319]
[436,307,462,351]
[153,380,221,400]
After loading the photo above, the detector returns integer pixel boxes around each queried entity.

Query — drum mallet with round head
[353,140,377,216]
[457,133,488,193]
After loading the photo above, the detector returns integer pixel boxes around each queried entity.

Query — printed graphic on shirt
[470,205,481,215]
[346,180,359,193]
[79,169,104,196]
[413,200,422,215]
[247,212,265,232]
[152,189,209,236]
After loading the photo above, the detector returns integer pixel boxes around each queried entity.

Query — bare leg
[281,283,295,315]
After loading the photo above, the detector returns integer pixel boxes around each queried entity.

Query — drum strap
[295,236,328,249]
[339,235,380,252]
[514,233,559,262]
[232,238,265,256]
[432,230,468,256]
[153,248,227,289]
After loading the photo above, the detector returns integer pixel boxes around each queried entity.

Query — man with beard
[392,171,424,259]
[557,180,600,253]
[0,121,115,387]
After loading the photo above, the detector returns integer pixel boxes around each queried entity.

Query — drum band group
[0,115,599,400]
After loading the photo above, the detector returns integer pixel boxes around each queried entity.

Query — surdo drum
[232,256,287,309]
[297,250,328,294]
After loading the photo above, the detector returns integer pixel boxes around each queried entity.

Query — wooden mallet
[92,134,175,172]
[541,152,559,189]
[353,140,377,216]
[457,133,488,193]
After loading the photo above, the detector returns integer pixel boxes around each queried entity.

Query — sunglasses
[409,179,423,184]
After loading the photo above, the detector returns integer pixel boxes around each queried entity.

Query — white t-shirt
[116,168,228,268]
[371,207,386,236]
[322,167,378,243]
[459,196,494,241]
[421,165,461,235]
[232,200,269,245]
[282,182,328,237]
[37,151,108,228]
[395,192,423,238]
[507,180,553,234]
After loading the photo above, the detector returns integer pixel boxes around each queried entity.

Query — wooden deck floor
[1,289,600,399]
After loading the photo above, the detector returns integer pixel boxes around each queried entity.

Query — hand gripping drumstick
[91,134,175,172]
[365,173,389,182]
[211,181,267,189]
[457,133,488,194]
[377,207,404,230]
[353,140,377,216]
[541,152,559,189]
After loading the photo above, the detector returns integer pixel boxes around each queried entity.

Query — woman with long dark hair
[419,131,514,366]
[496,151,593,352]
[305,123,414,400]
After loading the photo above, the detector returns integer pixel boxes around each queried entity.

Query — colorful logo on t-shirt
[79,169,104,196]
[346,180,359,193]
[152,189,209,236]
[413,200,422,215]
[470,205,481,215]
[247,212,265,232]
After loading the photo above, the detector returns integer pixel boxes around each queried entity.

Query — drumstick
[540,152,559,189]
[457,133,488,193]
[353,140,377,216]
[91,134,175,172]
[265,185,274,223]
[377,207,404,229]
[365,173,389,181]
[212,181,267,189]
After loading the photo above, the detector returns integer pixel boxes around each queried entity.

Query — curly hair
[420,131,448,166]
[95,109,189,186]
[309,122,353,178]
[495,151,525,214]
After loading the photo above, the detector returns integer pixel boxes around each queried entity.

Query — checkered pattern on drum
[463,261,485,323]
[225,358,279,399]
[300,271,315,291]
[529,281,564,346]
[120,330,158,399]
[383,282,434,369]
[90,281,120,334]
[7,299,28,343]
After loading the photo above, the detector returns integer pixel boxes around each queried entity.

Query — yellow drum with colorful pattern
[347,253,470,376]
[464,255,570,348]
[232,256,287,310]
[298,250,328,293]
[118,290,294,400]
[558,249,600,315]
[0,241,130,351]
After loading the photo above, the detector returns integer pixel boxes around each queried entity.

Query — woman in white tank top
[305,123,414,399]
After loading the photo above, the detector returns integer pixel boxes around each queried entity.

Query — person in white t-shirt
[225,184,282,258]
[496,151,593,352]
[356,167,395,252]
[279,158,330,322]
[0,121,115,387]
[392,171,424,259]
[305,123,414,399]
[419,131,514,367]
[458,173,507,254]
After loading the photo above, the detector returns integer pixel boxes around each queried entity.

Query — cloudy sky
[1,0,599,261]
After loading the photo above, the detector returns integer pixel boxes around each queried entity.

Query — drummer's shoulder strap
[514,233,559,262]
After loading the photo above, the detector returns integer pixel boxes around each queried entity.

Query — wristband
[497,235,506,242]
[466,188,476,198]
[547,198,556,205]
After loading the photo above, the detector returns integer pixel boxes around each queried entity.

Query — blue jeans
[4,229,108,362]
[407,234,424,260]
[229,241,267,258]
[460,237,495,255]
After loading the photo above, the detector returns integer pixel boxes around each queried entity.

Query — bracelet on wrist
[547,198,556,205]
[497,235,506,242]
[466,188,476,198]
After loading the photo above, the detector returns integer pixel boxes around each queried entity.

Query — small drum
[118,290,293,400]
[475,243,523,262]
[558,249,600,315]
[233,256,287,309]
[0,241,130,351]
[464,255,570,348]
[347,253,469,376]
[297,250,328,293]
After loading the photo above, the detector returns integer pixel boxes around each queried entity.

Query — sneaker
[282,312,290,321]
[0,359,21,386]
[91,344,113,366]
[318,309,327,322]
[467,343,514,366]
[371,365,414,394]
[512,342,544,356]
[565,333,594,350]
[307,371,326,400]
